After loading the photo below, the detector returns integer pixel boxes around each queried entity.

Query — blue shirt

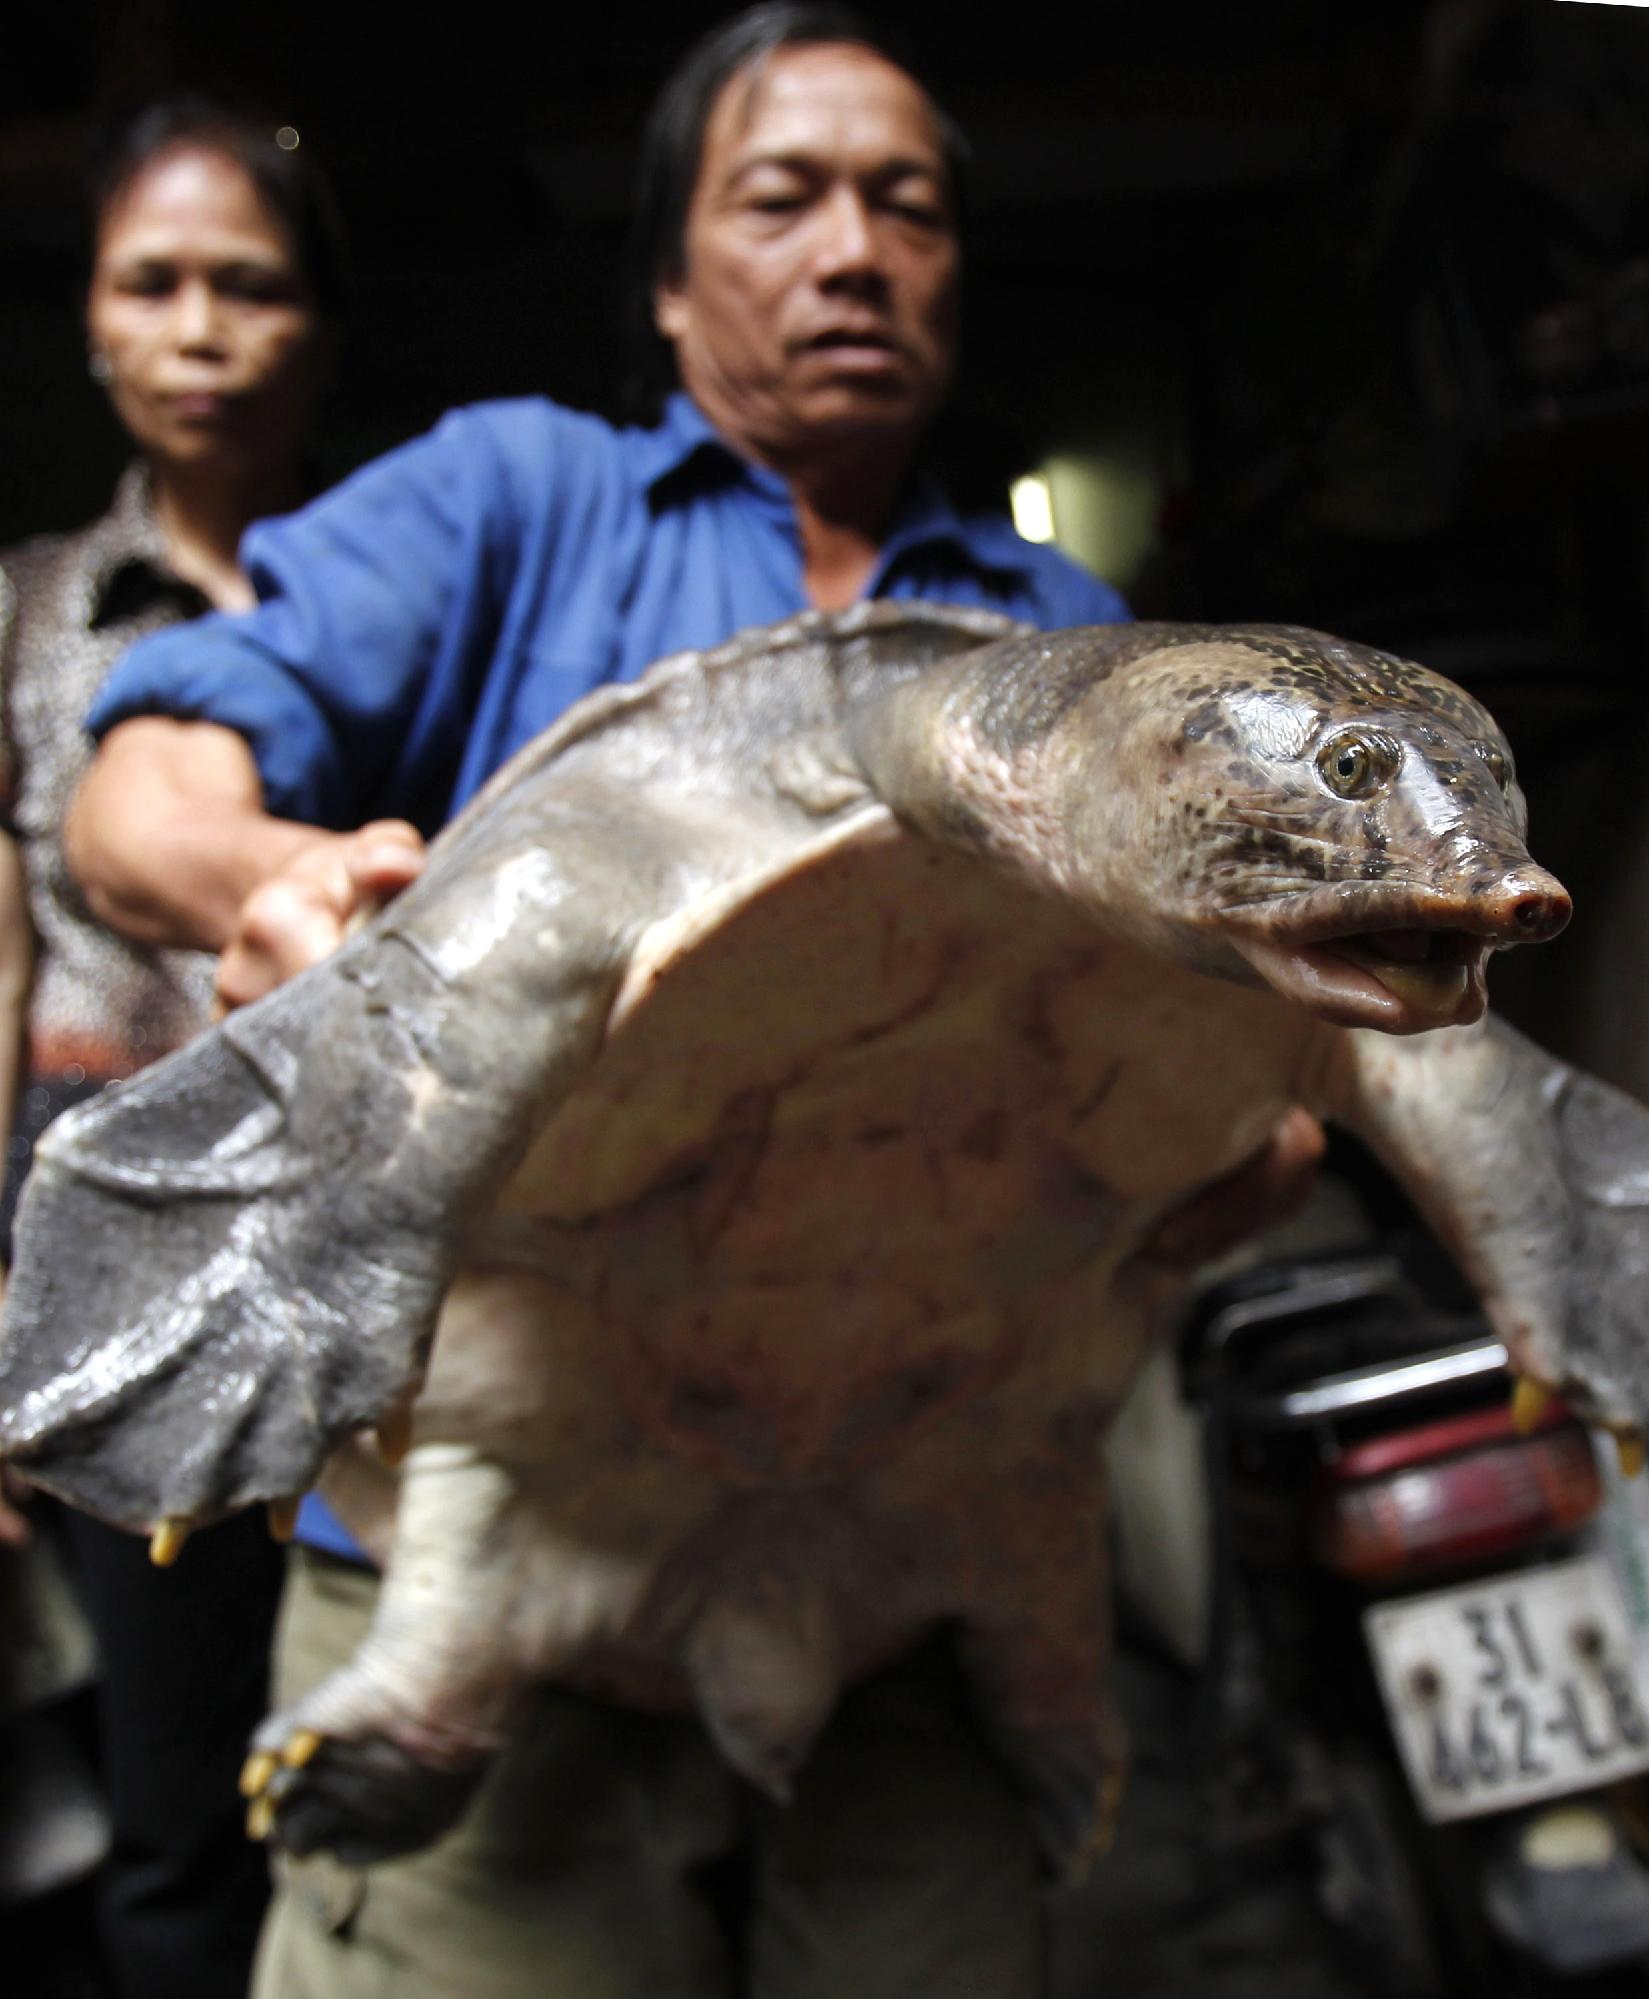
[89,392,1131,1559]
[92,392,1129,834]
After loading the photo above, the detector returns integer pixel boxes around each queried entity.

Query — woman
[0,99,343,1998]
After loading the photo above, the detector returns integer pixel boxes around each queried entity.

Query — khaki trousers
[252,1549,1045,1998]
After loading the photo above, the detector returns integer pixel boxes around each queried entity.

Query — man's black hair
[87,96,350,323]
[624,3,968,418]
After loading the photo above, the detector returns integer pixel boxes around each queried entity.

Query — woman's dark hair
[87,96,350,322]
[624,3,969,417]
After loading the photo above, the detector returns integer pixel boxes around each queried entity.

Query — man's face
[654,43,961,470]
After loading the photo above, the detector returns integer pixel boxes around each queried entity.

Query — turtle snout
[1479,866,1572,944]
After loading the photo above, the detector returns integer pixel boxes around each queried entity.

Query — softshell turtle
[2,603,1645,1870]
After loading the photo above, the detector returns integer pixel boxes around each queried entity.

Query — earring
[88,350,112,385]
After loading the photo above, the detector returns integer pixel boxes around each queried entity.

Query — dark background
[5,0,1649,1063]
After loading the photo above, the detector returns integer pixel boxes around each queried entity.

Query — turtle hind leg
[683,1573,845,1802]
[949,1466,1126,1879]
[659,1493,871,1802]
[247,1443,534,1862]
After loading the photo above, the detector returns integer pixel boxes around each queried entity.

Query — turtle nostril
[1507,883,1572,940]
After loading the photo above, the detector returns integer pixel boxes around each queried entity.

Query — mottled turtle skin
[2,604,1645,1872]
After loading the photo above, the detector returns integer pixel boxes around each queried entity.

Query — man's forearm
[65,717,324,953]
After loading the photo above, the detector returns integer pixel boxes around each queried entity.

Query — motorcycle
[1113,1186,1649,1995]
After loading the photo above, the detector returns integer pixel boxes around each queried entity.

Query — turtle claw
[1072,1766,1127,1875]
[375,1402,413,1469]
[148,1515,193,1567]
[241,1726,333,1842]
[157,1499,302,1561]
[239,1750,279,1799]
[1511,1376,1553,1435]
[987,1722,1126,1883]
[287,1727,325,1767]
[1510,1377,1645,1479]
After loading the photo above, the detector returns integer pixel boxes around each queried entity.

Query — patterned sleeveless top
[0,467,217,1222]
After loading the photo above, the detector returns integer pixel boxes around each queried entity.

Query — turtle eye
[1316,729,1399,799]
[1471,740,1512,791]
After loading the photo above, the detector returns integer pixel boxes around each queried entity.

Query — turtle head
[1069,626,1572,1032]
[853,620,1570,1035]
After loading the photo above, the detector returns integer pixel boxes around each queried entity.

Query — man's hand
[66,718,428,1011]
[215,821,427,1013]
[1140,1107,1326,1271]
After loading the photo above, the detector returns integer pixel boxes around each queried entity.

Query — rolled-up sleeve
[88,404,537,832]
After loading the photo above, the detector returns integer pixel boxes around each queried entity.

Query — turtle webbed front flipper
[0,955,467,1532]
[1336,1015,1649,1442]
[1514,1044,1649,1438]
[0,785,676,1537]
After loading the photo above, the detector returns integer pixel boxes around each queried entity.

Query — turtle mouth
[1235,926,1492,1032]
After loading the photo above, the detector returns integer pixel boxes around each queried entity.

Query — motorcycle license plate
[1365,1555,1649,1822]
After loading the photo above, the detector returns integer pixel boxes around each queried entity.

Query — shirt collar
[866,468,1032,589]
[637,392,1038,585]
[79,464,199,629]
[634,393,739,496]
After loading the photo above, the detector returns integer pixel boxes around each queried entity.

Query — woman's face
[87,145,329,479]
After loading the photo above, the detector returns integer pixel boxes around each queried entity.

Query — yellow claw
[1619,1430,1646,1481]
[240,1751,278,1799]
[1511,1378,1552,1435]
[1065,1765,1126,1883]
[376,1404,413,1469]
[148,1517,191,1567]
[246,1793,275,1842]
[284,1728,325,1769]
[267,1497,300,1543]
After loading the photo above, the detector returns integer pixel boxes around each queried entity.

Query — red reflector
[1313,1420,1601,1583]
[1329,1394,1574,1483]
